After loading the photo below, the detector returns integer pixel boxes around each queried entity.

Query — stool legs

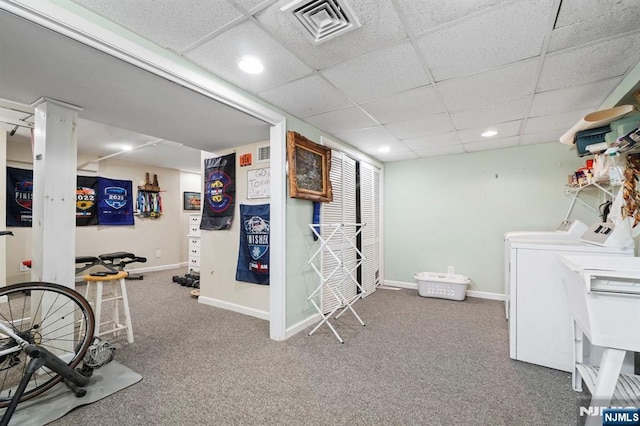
[84,277,134,344]
[119,278,134,343]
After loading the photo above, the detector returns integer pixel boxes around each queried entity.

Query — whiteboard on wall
[247,168,270,199]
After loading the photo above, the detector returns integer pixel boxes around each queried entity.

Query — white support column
[31,98,82,288]
[0,130,6,287]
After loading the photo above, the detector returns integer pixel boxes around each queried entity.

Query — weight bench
[24,253,147,280]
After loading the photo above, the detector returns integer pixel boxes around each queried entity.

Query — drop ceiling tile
[235,0,277,13]
[463,136,519,152]
[185,20,313,94]
[529,77,622,116]
[336,126,397,147]
[554,0,636,28]
[457,120,522,144]
[451,97,530,130]
[396,0,507,36]
[549,12,640,52]
[358,86,446,125]
[520,131,564,145]
[258,75,351,118]
[438,59,539,111]
[524,108,593,133]
[346,138,411,157]
[321,42,429,104]
[537,33,640,92]
[72,0,241,51]
[383,113,454,139]
[413,144,465,157]
[374,150,419,163]
[256,0,406,70]
[416,0,552,81]
[402,132,460,150]
[304,106,379,135]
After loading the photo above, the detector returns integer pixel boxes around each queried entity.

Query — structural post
[31,98,82,288]
[0,130,6,287]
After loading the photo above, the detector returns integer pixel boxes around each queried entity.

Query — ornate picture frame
[287,131,333,202]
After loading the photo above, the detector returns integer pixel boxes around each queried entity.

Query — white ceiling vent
[281,0,361,45]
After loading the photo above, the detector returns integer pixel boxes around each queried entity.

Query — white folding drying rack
[307,223,366,343]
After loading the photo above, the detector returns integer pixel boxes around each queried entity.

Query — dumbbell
[192,280,200,289]
[172,275,181,283]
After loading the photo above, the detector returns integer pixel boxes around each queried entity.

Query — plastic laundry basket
[414,272,470,301]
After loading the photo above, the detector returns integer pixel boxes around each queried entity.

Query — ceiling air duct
[281,0,362,45]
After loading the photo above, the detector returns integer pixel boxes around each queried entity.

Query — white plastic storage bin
[414,272,470,301]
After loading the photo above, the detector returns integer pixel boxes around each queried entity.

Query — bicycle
[0,280,95,425]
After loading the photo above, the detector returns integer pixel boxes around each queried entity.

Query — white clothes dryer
[503,220,588,319]
[507,239,634,373]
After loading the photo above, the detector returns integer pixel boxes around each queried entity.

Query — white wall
[198,140,271,317]
[384,142,594,295]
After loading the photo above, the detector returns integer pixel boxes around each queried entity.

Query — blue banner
[236,204,270,285]
[97,177,134,225]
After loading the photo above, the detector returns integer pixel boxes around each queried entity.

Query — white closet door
[360,162,381,297]
[321,151,356,314]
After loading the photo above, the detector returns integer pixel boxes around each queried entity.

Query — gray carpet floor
[48,268,587,425]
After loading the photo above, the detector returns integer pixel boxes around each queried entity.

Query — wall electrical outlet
[19,263,29,272]
[155,249,161,258]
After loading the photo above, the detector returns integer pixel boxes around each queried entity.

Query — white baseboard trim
[127,263,185,274]
[285,313,321,339]
[384,280,417,290]
[382,280,506,301]
[198,296,270,321]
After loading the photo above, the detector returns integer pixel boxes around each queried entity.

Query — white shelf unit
[307,223,366,343]
[187,213,201,273]
[563,180,618,221]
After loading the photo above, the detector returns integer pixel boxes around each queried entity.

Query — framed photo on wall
[183,191,201,211]
[286,131,333,203]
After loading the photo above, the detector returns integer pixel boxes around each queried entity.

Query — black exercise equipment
[98,252,147,280]
[74,252,147,280]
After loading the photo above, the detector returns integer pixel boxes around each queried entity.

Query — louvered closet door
[360,162,381,297]
[321,151,357,314]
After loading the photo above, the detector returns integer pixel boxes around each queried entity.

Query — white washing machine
[507,238,634,372]
[503,220,588,319]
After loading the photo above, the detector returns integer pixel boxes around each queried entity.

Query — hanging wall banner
[76,176,98,226]
[97,177,134,225]
[201,153,235,230]
[236,204,270,285]
[6,167,33,227]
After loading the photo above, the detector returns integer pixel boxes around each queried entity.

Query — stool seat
[83,271,134,343]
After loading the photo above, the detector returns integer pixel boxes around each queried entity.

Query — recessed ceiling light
[481,130,498,138]
[378,146,390,153]
[121,145,133,151]
[238,56,264,74]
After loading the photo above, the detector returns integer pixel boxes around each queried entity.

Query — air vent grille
[281,0,361,45]
[257,145,270,162]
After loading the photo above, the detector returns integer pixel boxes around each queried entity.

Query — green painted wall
[384,142,595,295]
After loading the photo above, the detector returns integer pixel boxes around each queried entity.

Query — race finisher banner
[76,175,98,226]
[201,153,235,230]
[97,177,134,225]
[236,204,270,285]
[6,167,33,227]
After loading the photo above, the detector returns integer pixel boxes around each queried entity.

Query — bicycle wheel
[0,282,94,407]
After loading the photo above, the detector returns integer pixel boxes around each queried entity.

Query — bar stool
[83,271,134,343]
